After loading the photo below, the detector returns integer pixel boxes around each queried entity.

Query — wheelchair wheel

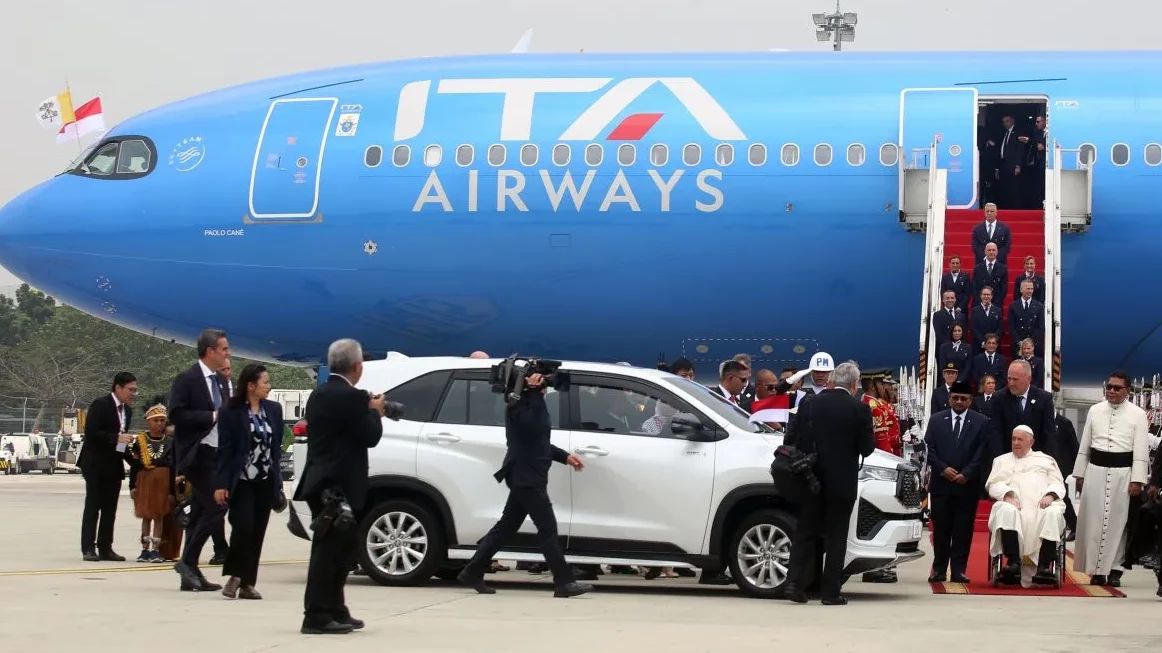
[1054,539,1066,589]
[989,555,1001,587]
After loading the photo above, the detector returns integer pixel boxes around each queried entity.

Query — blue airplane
[0,50,1155,389]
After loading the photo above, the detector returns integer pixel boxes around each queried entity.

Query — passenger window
[386,370,451,423]
[1111,143,1130,166]
[1078,143,1096,167]
[715,143,734,166]
[115,139,151,174]
[392,145,410,167]
[1146,143,1162,166]
[814,143,833,166]
[438,378,559,428]
[488,144,506,166]
[364,145,383,168]
[575,382,698,439]
[424,144,443,167]
[84,142,120,176]
[846,143,866,166]
[436,379,469,424]
[780,143,799,166]
[879,143,899,166]
[520,144,538,166]
[552,144,571,166]
[650,144,668,166]
[682,144,701,166]
[455,144,474,166]
[618,143,635,166]
[748,143,767,166]
[585,143,603,166]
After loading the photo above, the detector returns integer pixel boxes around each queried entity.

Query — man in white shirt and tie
[973,243,1010,307]
[971,203,1013,264]
[988,115,1026,209]
[1009,279,1045,358]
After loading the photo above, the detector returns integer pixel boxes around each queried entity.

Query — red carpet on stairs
[929,532,1125,598]
[942,209,1045,357]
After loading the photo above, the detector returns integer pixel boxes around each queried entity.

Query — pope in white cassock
[985,425,1068,586]
[1072,373,1150,586]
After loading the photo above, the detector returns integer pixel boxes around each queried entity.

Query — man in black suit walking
[1012,256,1046,304]
[987,360,1056,481]
[973,243,1009,308]
[295,339,388,634]
[970,288,1002,349]
[708,360,754,412]
[170,328,232,592]
[971,203,1012,263]
[988,115,1027,209]
[941,256,972,313]
[78,372,138,562]
[924,382,990,583]
[784,361,876,605]
[1009,279,1045,358]
[932,291,966,348]
[458,367,593,599]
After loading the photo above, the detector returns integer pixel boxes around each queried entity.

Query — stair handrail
[1045,144,1065,393]
[919,140,944,420]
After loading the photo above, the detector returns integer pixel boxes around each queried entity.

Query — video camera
[489,354,571,406]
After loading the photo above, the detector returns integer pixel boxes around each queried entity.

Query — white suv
[288,355,924,598]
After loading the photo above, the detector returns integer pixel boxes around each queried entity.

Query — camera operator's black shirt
[493,390,569,488]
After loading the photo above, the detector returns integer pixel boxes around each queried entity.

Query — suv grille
[896,465,923,509]
[856,499,922,540]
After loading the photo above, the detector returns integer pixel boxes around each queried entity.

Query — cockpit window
[71,136,156,179]
[116,140,152,174]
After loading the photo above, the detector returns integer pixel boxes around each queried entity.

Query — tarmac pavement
[1,474,1159,652]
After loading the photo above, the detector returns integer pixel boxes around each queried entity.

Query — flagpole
[65,77,82,155]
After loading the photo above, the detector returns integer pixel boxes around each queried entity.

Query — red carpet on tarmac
[929,532,1125,598]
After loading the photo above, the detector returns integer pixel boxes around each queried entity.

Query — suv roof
[359,354,677,389]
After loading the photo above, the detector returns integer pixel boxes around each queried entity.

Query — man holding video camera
[458,367,593,598]
[295,339,390,635]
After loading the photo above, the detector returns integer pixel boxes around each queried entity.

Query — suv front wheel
[727,508,796,599]
[357,499,446,586]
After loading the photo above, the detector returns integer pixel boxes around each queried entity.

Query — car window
[436,377,561,428]
[574,381,700,439]
[385,370,452,423]
[667,377,773,433]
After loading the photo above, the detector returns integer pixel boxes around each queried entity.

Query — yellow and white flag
[37,90,106,144]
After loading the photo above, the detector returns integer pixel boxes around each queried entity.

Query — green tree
[14,284,55,325]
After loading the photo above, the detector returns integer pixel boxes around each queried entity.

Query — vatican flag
[37,91,106,144]
[37,90,75,132]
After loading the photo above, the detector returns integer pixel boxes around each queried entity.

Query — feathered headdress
[144,395,168,421]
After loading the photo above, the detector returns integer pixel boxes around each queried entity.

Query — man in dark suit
[924,382,990,583]
[1017,338,1046,388]
[988,114,1027,209]
[784,361,876,605]
[732,353,758,409]
[294,339,387,634]
[1022,115,1049,209]
[932,291,966,348]
[973,375,1000,418]
[988,360,1056,478]
[973,243,1009,307]
[1012,256,1046,304]
[930,363,960,415]
[1053,412,1080,537]
[78,372,138,562]
[170,328,232,592]
[708,360,754,412]
[970,287,1002,349]
[971,202,1013,263]
[940,256,972,312]
[1009,279,1045,358]
[972,334,1008,390]
[458,368,592,599]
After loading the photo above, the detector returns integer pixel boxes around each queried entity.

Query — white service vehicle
[288,356,924,598]
[0,433,57,474]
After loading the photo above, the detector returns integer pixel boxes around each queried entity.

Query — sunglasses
[1105,383,1127,391]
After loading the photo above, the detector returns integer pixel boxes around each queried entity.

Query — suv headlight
[858,465,899,483]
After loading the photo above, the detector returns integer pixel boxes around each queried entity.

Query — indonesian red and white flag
[749,394,790,424]
[37,91,106,144]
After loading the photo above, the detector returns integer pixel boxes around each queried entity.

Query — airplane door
[900,88,978,208]
[249,97,338,220]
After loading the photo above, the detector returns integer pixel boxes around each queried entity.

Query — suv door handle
[574,446,609,456]
[425,433,462,443]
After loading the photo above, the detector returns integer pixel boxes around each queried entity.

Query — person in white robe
[1072,373,1150,586]
[986,425,1068,586]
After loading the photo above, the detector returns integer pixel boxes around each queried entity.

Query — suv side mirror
[671,415,722,441]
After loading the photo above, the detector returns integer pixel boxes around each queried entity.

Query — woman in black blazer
[938,324,971,384]
[214,364,285,599]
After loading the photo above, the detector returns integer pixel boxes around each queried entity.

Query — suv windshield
[665,377,774,433]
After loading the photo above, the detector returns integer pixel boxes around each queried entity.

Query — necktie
[985,395,991,403]
[117,405,125,431]
[1019,396,1027,412]
[988,222,994,240]
[984,306,990,317]
[1024,300,1030,311]
[209,374,222,409]
[988,262,993,274]
[730,395,738,405]
[953,415,962,443]
[954,342,960,351]
[988,354,994,365]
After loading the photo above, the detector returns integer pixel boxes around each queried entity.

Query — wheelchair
[987,531,1067,589]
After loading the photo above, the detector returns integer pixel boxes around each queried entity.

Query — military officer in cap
[858,368,904,583]
[930,362,961,415]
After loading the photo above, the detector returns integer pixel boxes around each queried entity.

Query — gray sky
[0,0,1155,295]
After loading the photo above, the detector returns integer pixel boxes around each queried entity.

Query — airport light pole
[813,2,857,51]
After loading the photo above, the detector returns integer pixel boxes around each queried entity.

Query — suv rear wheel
[727,508,795,599]
[357,499,446,586]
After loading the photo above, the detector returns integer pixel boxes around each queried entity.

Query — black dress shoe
[98,549,125,562]
[927,573,947,583]
[950,574,971,584]
[208,552,227,566]
[301,620,354,635]
[82,549,100,562]
[340,617,364,630]
[1001,562,1021,583]
[783,584,808,603]
[698,571,732,586]
[1090,575,1107,586]
[175,561,207,590]
[821,595,848,606]
[1031,567,1056,585]
[1108,570,1123,587]
[457,569,495,595]
[553,581,593,598]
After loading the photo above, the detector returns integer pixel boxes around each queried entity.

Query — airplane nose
[0,187,41,280]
